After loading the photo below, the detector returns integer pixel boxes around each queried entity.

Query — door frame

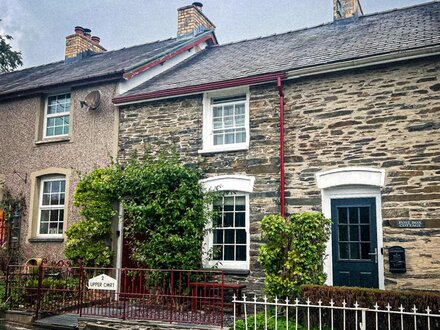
[316,167,385,289]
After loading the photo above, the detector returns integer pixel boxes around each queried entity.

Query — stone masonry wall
[118,56,440,292]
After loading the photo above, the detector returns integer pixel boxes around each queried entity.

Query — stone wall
[118,56,440,291]
[78,318,222,330]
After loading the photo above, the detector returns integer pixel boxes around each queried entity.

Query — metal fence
[232,295,440,330]
[5,263,225,327]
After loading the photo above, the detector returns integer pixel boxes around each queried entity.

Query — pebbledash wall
[0,82,118,262]
[118,56,440,292]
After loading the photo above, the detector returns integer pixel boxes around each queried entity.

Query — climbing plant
[258,212,331,299]
[65,152,215,269]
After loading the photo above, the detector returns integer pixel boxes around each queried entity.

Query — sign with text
[88,274,117,291]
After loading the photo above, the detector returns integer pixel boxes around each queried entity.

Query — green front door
[331,198,379,288]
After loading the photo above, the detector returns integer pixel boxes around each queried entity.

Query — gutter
[0,72,123,103]
[113,72,285,105]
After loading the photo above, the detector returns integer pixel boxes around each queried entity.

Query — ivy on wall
[65,153,215,269]
[258,212,331,298]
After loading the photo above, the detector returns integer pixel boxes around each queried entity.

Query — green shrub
[65,151,215,269]
[258,213,331,299]
[299,285,440,330]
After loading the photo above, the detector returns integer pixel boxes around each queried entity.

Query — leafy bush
[258,213,331,299]
[299,285,440,330]
[121,155,214,270]
[65,152,215,269]
[65,167,119,266]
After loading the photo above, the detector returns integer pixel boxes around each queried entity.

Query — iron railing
[5,264,225,327]
[232,295,440,330]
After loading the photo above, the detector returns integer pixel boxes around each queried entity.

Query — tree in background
[0,19,23,73]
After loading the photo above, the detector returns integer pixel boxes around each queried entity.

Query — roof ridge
[209,1,439,49]
[0,37,178,76]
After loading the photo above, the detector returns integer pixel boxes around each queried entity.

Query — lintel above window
[199,87,250,154]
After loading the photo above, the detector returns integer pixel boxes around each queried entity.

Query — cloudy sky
[0,0,430,69]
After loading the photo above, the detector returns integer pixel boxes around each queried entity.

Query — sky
[0,0,431,69]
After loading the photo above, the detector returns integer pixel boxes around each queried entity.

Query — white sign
[88,274,117,291]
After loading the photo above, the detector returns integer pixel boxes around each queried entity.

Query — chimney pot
[74,26,84,35]
[84,28,92,39]
[192,2,203,10]
[91,36,100,44]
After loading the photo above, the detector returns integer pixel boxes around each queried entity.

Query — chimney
[177,2,215,37]
[65,26,106,62]
[333,0,363,20]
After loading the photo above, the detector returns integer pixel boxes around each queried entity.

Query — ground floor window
[38,176,66,236]
[212,194,247,263]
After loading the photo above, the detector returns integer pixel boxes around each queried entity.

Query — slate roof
[119,1,440,100]
[0,35,206,98]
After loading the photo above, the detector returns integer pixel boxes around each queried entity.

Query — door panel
[331,198,379,288]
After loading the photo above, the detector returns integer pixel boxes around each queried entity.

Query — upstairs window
[200,89,249,153]
[38,176,66,236]
[44,94,70,138]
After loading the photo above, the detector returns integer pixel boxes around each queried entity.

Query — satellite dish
[80,90,101,110]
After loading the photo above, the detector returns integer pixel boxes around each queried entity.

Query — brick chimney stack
[65,26,106,62]
[177,2,215,37]
[333,0,363,20]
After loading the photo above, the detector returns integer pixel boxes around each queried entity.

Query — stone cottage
[113,1,440,291]
[0,3,217,264]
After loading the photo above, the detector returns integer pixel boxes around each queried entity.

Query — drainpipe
[277,76,285,217]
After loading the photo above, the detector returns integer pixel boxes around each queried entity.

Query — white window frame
[37,176,66,238]
[43,93,71,139]
[201,175,255,271]
[199,87,250,154]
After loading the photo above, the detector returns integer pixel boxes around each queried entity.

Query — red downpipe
[277,76,285,217]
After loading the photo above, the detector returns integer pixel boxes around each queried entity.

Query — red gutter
[277,76,286,218]
[123,34,217,80]
[114,72,285,104]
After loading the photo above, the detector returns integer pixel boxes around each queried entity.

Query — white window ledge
[198,144,249,154]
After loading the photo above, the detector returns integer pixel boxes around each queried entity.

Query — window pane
[54,126,63,135]
[40,210,50,222]
[360,207,369,223]
[225,132,234,144]
[350,225,359,241]
[235,103,245,115]
[213,118,222,129]
[338,208,347,223]
[52,181,60,192]
[339,243,349,259]
[42,194,50,205]
[213,106,222,118]
[349,207,359,224]
[235,212,245,227]
[236,229,246,244]
[213,134,223,146]
[235,196,245,207]
[236,246,246,261]
[236,132,246,143]
[39,222,48,234]
[350,243,360,259]
[213,245,222,260]
[224,229,234,243]
[213,230,223,244]
[360,225,370,241]
[338,225,348,241]
[46,127,54,136]
[224,246,234,260]
[224,213,233,227]
[224,105,233,116]
[47,118,55,127]
[50,194,60,205]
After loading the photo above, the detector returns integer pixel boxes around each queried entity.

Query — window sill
[198,145,249,155]
[222,269,250,276]
[35,137,70,145]
[29,237,64,243]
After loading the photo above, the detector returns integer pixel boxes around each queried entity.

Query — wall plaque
[390,220,425,228]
